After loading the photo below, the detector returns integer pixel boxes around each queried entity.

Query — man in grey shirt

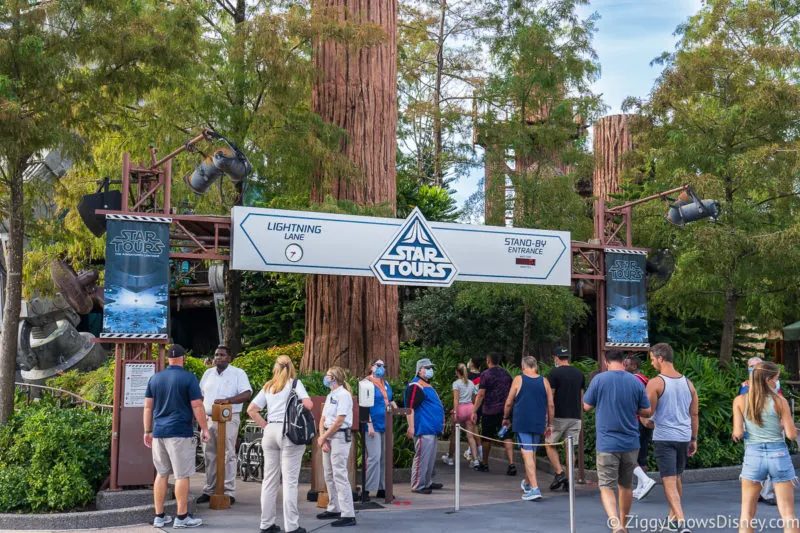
[644,343,698,533]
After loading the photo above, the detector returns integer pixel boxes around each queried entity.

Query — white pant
[260,424,305,531]
[203,414,240,496]
[323,432,355,518]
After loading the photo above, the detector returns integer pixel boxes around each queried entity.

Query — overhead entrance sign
[232,206,571,287]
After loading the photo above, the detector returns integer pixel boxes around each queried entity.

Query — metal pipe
[455,424,461,512]
[149,132,208,170]
[568,436,576,533]
[606,184,690,213]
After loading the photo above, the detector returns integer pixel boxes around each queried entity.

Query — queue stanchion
[567,435,576,533]
[455,423,461,512]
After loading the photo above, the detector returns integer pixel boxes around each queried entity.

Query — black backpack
[283,379,316,445]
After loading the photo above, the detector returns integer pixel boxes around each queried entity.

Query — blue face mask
[375,366,385,378]
[424,368,434,380]
[323,376,333,388]
[749,367,754,375]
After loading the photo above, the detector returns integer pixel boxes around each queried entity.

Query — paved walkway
[12,460,800,532]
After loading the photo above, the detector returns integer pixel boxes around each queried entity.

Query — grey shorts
[546,418,582,444]
[654,440,690,477]
[596,450,639,490]
[152,437,196,479]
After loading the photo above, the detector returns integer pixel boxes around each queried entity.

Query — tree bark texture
[719,289,737,367]
[304,0,399,375]
[0,157,27,425]
[224,268,243,357]
[483,146,506,226]
[592,114,635,200]
[433,0,446,186]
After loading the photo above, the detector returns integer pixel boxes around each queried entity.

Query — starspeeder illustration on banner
[101,216,170,339]
[605,250,649,348]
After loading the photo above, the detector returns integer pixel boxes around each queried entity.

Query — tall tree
[0,0,198,424]
[302,0,400,374]
[625,0,800,366]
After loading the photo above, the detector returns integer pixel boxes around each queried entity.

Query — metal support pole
[455,424,461,512]
[568,436,576,533]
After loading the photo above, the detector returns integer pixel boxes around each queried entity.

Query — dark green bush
[0,404,111,512]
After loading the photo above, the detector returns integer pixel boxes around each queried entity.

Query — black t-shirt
[547,365,585,420]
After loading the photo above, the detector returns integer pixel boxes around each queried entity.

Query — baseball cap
[552,346,570,358]
[416,358,435,373]
[167,344,186,359]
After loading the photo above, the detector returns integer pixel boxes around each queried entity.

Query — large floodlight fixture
[664,188,720,227]
[185,132,252,195]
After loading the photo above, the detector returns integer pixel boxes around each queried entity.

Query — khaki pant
[323,432,355,518]
[203,413,240,497]
[260,423,305,531]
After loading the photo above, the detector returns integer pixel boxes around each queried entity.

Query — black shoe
[759,495,777,506]
[360,492,371,503]
[317,511,342,520]
[376,489,385,499]
[195,493,210,504]
[331,518,357,527]
[229,496,236,505]
[473,462,489,472]
[549,472,566,491]
[412,487,433,494]
[507,464,517,476]
[261,526,281,533]
[430,483,443,490]
[287,529,306,533]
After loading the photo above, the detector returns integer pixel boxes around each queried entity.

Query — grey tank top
[744,396,784,444]
[653,375,692,442]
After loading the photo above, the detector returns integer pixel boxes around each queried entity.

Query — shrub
[235,342,304,392]
[0,404,111,512]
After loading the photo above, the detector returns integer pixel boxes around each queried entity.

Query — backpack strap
[284,379,300,436]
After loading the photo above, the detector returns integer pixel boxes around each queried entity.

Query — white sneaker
[470,459,480,468]
[635,477,656,500]
[153,515,173,527]
[441,454,454,466]
[173,515,203,528]
[463,449,472,461]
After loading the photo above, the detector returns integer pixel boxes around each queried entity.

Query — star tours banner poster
[101,217,170,339]
[605,251,649,348]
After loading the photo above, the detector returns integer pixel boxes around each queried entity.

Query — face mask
[323,376,333,388]
[424,368,434,380]
[749,367,754,375]
[375,366,385,378]
[774,380,781,393]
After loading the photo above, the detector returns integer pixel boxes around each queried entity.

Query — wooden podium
[209,403,232,510]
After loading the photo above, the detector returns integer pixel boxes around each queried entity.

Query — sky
[451,0,705,209]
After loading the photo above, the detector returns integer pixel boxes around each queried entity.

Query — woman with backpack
[247,355,313,533]
[732,361,798,532]
[362,359,397,501]
[317,366,357,527]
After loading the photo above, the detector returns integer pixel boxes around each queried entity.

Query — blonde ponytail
[327,366,352,393]
[263,355,296,394]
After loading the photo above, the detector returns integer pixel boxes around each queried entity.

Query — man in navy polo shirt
[144,344,210,529]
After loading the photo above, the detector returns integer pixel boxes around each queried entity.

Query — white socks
[633,466,649,486]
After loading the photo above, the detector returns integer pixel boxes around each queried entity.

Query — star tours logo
[371,208,458,287]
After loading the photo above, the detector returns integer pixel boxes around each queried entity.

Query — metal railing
[14,382,113,413]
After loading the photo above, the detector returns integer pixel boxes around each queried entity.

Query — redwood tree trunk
[0,157,27,425]
[433,0,446,186]
[303,0,399,375]
[719,289,737,367]
[592,114,635,200]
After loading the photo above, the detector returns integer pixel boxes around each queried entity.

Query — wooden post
[209,404,232,510]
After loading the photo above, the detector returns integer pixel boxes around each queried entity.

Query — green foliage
[241,273,305,351]
[48,360,115,406]
[235,342,305,393]
[624,0,800,364]
[0,404,111,512]
[181,356,208,382]
[397,179,460,222]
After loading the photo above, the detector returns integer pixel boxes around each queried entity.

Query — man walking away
[545,346,585,491]
[645,343,698,533]
[473,353,516,475]
[624,354,656,500]
[583,351,651,533]
[405,358,445,494]
[144,344,210,529]
[503,355,553,501]
[197,345,252,505]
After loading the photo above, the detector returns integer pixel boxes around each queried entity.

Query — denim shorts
[517,432,542,452]
[741,442,796,484]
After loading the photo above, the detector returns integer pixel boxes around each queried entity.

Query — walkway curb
[0,500,180,531]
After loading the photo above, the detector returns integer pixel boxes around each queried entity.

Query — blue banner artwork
[605,250,649,348]
[101,216,170,340]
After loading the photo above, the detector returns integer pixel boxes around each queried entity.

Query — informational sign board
[605,249,649,348]
[123,363,156,407]
[232,207,571,287]
[101,215,171,339]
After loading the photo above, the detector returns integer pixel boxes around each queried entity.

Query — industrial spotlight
[184,133,252,195]
[78,177,122,237]
[665,188,720,227]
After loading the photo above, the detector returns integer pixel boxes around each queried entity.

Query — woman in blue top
[363,359,396,500]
